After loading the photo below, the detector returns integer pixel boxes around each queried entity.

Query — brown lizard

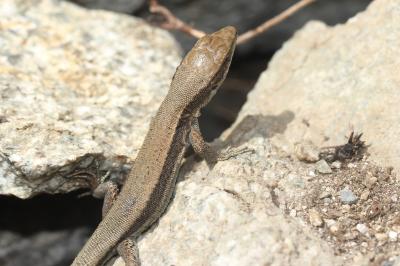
[72,26,238,266]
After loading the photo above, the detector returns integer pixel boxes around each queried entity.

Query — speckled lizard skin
[72,26,237,266]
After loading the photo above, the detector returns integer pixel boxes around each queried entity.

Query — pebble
[309,208,323,227]
[347,163,357,168]
[308,170,316,178]
[388,231,398,241]
[339,187,358,204]
[356,223,368,235]
[315,160,333,174]
[323,198,332,204]
[360,190,370,201]
[364,175,377,188]
[294,142,320,162]
[391,195,398,202]
[392,225,400,232]
[319,190,332,199]
[375,233,388,242]
[331,161,342,169]
[329,223,341,235]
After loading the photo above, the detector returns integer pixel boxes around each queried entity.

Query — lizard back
[72,26,237,266]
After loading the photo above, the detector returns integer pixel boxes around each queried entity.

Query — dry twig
[237,0,315,44]
[148,0,316,45]
[148,0,206,39]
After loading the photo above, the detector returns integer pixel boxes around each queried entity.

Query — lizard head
[168,26,237,114]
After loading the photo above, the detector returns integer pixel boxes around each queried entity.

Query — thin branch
[237,0,316,44]
[148,0,316,45]
[148,0,206,39]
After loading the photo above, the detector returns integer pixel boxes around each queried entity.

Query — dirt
[286,147,400,265]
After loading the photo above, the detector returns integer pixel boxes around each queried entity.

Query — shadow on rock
[221,110,295,148]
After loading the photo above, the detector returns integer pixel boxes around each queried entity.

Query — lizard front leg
[189,118,250,164]
[93,181,120,218]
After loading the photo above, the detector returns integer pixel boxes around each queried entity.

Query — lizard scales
[72,26,237,265]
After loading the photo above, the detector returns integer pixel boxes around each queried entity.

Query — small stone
[373,225,383,232]
[309,208,323,227]
[339,187,358,204]
[388,231,398,241]
[356,223,368,235]
[289,209,297,217]
[319,190,332,199]
[392,225,400,232]
[342,204,351,212]
[331,161,342,169]
[364,175,377,188]
[347,163,357,168]
[308,170,316,177]
[323,198,332,204]
[360,190,370,201]
[325,219,336,227]
[325,219,340,235]
[294,141,320,162]
[381,259,395,266]
[315,160,332,174]
[287,173,304,188]
[391,195,398,202]
[303,173,314,181]
[375,233,388,242]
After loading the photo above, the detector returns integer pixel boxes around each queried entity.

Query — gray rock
[113,136,343,266]
[118,0,395,264]
[331,161,342,169]
[2,0,398,265]
[356,223,368,235]
[315,159,333,174]
[309,208,324,227]
[236,0,400,176]
[0,0,181,198]
[0,229,89,266]
[294,141,320,162]
[339,187,358,205]
[115,0,399,263]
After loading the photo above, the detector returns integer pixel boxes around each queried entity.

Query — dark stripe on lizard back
[126,50,237,237]
[127,114,191,238]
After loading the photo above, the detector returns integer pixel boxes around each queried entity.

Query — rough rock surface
[235,0,400,175]
[120,0,400,265]
[113,135,344,266]
[0,0,181,198]
[113,0,400,265]
[72,0,145,13]
[2,0,400,265]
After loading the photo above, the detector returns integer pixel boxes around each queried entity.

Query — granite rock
[236,0,400,175]
[1,0,400,265]
[114,136,343,265]
[0,0,181,198]
[72,0,145,13]
[129,0,400,264]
